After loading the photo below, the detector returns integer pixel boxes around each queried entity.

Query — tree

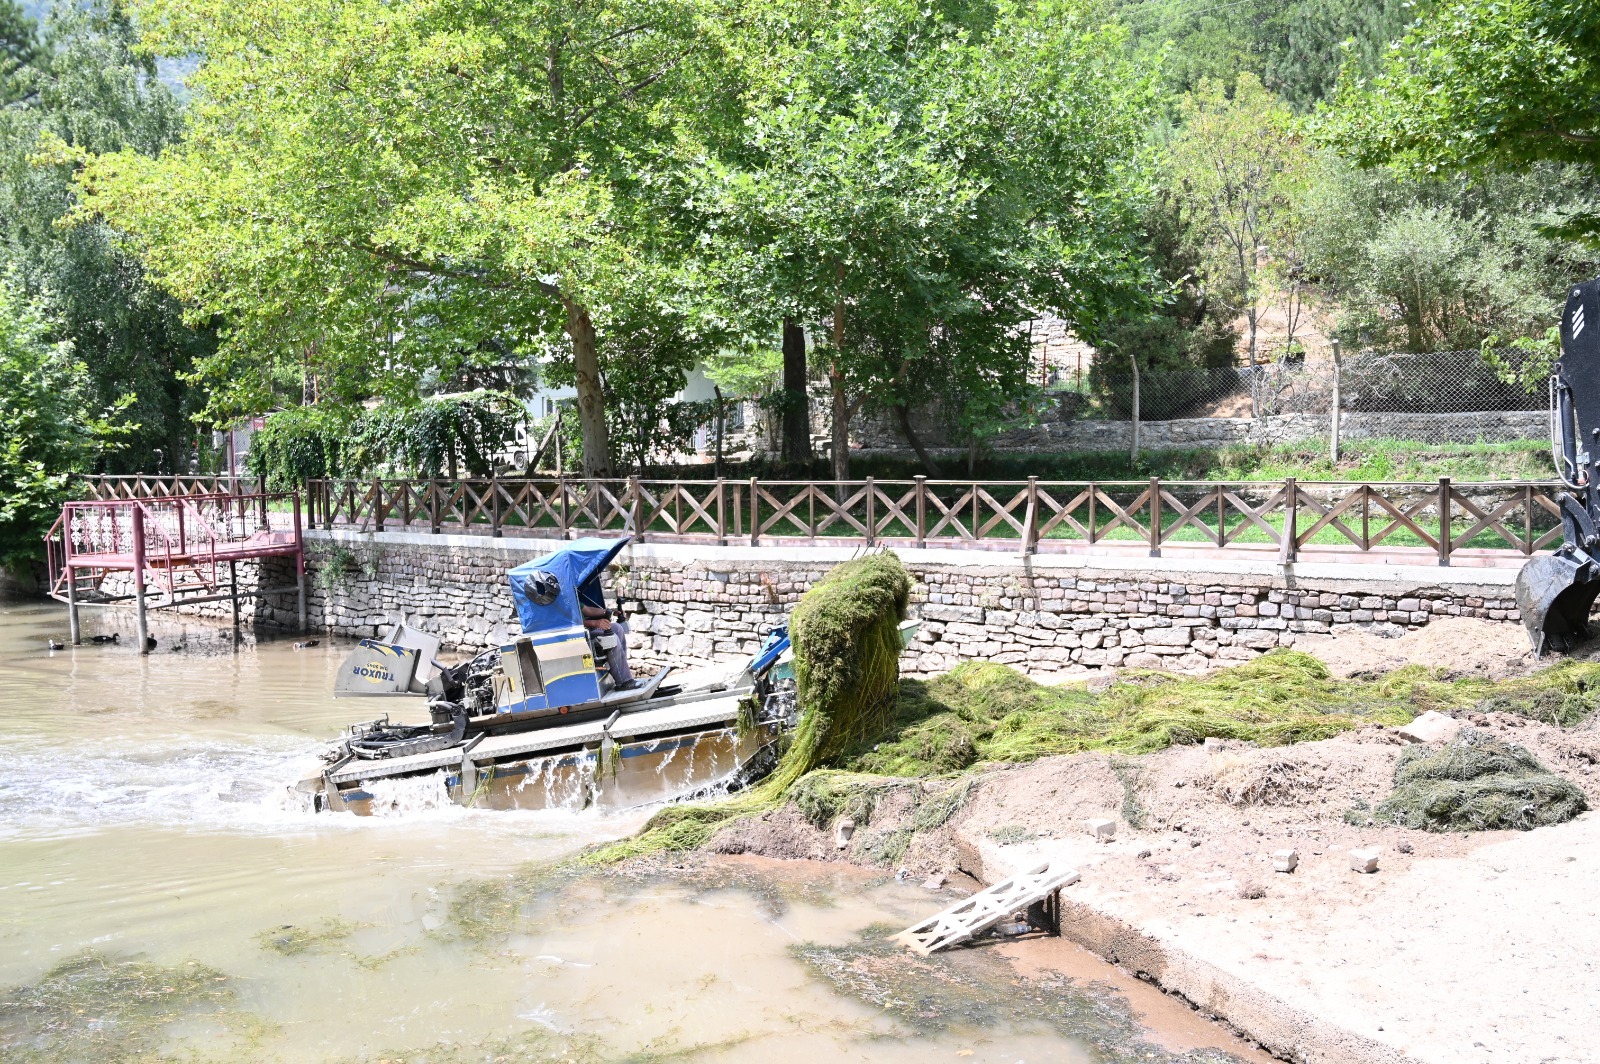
[1167,73,1309,366]
[0,277,130,570]
[1329,0,1600,237]
[1,0,208,473]
[714,0,1155,480]
[74,0,749,478]
[1115,0,1408,110]
[0,1,40,104]
[1301,159,1599,352]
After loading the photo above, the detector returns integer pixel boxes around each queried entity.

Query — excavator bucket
[1515,553,1600,656]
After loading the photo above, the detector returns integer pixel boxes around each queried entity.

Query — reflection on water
[0,599,1242,1062]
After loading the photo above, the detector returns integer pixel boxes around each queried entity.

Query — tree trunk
[829,363,850,483]
[564,298,613,478]
[829,293,849,483]
[894,403,941,477]
[781,317,811,466]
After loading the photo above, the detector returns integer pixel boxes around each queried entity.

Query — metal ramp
[891,861,1080,956]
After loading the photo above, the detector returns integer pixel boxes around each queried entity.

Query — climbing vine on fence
[246,392,521,489]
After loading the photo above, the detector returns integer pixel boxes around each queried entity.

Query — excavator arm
[1515,278,1600,654]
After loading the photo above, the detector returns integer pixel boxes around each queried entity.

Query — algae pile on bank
[572,553,1600,866]
[580,552,912,864]
[1372,727,1588,831]
[848,652,1600,777]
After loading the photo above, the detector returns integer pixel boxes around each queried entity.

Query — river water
[0,599,1258,1063]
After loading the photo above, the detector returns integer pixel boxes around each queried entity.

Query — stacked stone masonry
[227,535,1523,675]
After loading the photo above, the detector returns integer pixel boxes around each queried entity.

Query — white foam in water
[0,735,625,839]
[362,770,455,816]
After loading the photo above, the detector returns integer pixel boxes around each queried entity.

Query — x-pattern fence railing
[80,475,1567,565]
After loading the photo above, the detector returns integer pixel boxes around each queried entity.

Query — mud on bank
[690,633,1600,1064]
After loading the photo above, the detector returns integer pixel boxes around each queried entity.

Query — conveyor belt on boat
[325,685,750,786]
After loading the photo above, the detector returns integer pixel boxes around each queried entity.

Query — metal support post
[132,504,150,655]
[229,559,241,632]
[64,521,80,644]
[66,564,80,645]
[292,490,308,632]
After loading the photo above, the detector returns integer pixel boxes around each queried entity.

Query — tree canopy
[1330,0,1600,237]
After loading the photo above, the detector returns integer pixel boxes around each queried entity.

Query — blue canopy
[508,536,631,634]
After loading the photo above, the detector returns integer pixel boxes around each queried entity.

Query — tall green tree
[1167,74,1309,366]
[1,0,208,473]
[75,0,750,479]
[0,277,130,571]
[715,0,1155,479]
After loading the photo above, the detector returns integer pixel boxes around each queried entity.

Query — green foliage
[1329,0,1600,240]
[1374,728,1588,831]
[1116,0,1409,109]
[713,0,1158,476]
[0,276,130,570]
[1301,159,1598,352]
[74,0,758,476]
[243,404,353,487]
[1,1,208,474]
[245,392,521,488]
[1094,190,1239,411]
[1165,73,1309,365]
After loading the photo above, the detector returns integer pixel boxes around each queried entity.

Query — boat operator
[581,595,636,689]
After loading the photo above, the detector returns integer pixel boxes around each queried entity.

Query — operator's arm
[581,604,612,630]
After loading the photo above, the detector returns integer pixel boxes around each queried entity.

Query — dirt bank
[710,705,1600,1063]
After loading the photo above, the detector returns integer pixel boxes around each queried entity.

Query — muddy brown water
[0,600,1262,1063]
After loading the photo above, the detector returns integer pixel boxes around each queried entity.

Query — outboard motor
[1516,278,1600,654]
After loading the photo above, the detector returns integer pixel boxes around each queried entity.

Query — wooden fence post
[558,479,571,539]
[716,478,727,546]
[1280,477,1298,564]
[1438,477,1452,566]
[429,479,441,534]
[749,477,760,547]
[373,478,384,533]
[1329,338,1342,464]
[1147,477,1161,557]
[865,476,876,546]
[629,475,644,540]
[914,476,927,548]
[491,476,503,538]
[1024,476,1039,555]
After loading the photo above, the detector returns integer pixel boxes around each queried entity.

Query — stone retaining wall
[239,533,1523,676]
[855,409,1546,456]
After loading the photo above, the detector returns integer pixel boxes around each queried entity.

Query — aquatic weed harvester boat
[299,537,815,815]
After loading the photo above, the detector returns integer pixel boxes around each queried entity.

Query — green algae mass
[847,651,1600,777]
[556,555,1600,867]
[1374,728,1588,831]
[580,552,913,865]
[0,951,234,1064]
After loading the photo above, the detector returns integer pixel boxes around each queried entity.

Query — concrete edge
[304,528,1522,594]
[963,836,1420,1064]
[1048,893,1419,1064]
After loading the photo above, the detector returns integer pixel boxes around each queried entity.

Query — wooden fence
[79,475,1566,565]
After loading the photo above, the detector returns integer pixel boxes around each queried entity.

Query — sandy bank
[711,700,1600,1063]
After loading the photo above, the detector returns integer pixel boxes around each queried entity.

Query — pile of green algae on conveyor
[586,551,1593,865]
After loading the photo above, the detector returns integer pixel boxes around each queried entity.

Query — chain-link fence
[1058,348,1549,446]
